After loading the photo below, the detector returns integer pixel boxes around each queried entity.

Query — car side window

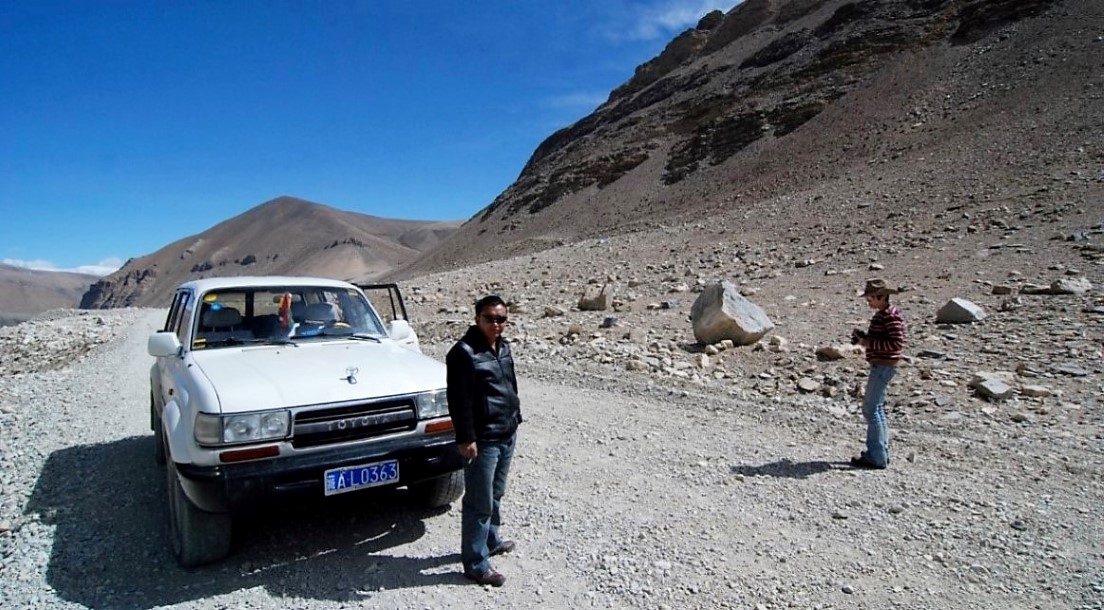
[164,291,184,332]
[173,291,193,344]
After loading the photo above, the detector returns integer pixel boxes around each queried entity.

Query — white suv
[148,276,463,566]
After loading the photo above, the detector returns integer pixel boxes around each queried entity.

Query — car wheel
[152,394,166,465]
[165,454,231,567]
[408,470,464,508]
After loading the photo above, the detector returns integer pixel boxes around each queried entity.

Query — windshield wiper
[259,337,299,347]
[344,334,382,343]
[200,337,253,347]
[316,327,382,342]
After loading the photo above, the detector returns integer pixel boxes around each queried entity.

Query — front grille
[292,398,417,448]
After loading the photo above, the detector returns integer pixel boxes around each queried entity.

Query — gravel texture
[0,308,1102,609]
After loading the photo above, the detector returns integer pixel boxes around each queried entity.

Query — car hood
[191,340,446,413]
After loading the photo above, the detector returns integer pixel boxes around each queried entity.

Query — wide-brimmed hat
[858,278,899,297]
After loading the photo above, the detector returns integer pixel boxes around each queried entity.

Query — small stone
[1049,363,1089,377]
[975,378,1014,401]
[1020,385,1053,398]
[1050,277,1092,295]
[797,378,819,393]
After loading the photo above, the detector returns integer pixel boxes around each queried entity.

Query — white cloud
[620,0,734,41]
[3,258,56,271]
[3,257,124,277]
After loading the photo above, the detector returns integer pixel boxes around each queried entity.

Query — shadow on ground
[731,459,850,479]
[27,435,464,609]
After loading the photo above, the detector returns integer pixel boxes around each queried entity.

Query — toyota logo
[342,367,359,384]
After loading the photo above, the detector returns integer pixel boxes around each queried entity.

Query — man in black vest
[446,294,522,587]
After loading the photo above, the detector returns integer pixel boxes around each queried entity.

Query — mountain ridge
[397,0,1095,277]
[78,196,461,309]
[0,264,99,327]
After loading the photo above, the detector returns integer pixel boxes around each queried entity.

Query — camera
[850,329,866,345]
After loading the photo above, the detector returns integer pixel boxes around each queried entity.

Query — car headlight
[194,411,290,446]
[414,389,448,419]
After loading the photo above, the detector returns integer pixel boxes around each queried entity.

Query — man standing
[850,279,906,470]
[446,295,521,587]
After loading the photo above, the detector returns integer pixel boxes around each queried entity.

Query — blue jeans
[862,365,896,467]
[461,434,516,574]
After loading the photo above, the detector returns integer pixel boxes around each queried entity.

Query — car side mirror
[388,320,421,352]
[388,319,413,341]
[148,331,183,357]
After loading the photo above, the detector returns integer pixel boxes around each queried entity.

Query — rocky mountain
[80,196,460,308]
[0,264,98,327]
[401,0,1101,276]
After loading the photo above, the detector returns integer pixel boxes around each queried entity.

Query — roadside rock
[578,285,609,311]
[936,298,986,324]
[690,280,774,346]
[1022,277,1093,295]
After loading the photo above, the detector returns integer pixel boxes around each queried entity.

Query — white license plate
[324,459,399,496]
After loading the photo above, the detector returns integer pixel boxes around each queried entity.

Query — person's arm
[505,343,522,424]
[446,344,478,445]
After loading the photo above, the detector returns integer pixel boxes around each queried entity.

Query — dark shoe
[850,455,887,470]
[464,569,506,587]
[490,540,516,556]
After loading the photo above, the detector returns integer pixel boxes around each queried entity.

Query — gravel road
[1,309,1101,609]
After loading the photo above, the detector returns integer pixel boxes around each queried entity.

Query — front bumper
[174,431,463,514]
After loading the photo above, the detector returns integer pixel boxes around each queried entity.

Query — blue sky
[1,1,732,276]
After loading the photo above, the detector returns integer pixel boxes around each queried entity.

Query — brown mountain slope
[0,264,98,326]
[81,196,460,308]
[399,0,1102,277]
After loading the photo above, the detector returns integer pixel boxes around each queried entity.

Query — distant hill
[400,0,1098,276]
[81,196,461,308]
[0,264,98,326]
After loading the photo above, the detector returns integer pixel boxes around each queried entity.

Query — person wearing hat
[850,279,906,469]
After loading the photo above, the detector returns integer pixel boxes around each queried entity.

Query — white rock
[690,280,774,346]
[936,298,986,323]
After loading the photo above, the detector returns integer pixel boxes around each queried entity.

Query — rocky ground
[1,163,1102,609]
[402,184,1104,444]
[0,203,1101,608]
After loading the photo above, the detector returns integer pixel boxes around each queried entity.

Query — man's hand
[458,441,477,460]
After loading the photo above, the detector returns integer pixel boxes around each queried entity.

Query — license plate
[324,459,399,496]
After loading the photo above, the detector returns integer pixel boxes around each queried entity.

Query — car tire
[165,454,231,567]
[152,394,166,465]
[408,470,464,508]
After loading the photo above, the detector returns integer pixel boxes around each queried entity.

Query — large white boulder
[690,280,774,346]
[936,298,986,323]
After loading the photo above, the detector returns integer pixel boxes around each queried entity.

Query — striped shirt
[865,305,906,363]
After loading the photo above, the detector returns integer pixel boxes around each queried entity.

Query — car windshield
[191,285,387,350]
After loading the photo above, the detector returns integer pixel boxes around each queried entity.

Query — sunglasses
[479,314,509,325]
